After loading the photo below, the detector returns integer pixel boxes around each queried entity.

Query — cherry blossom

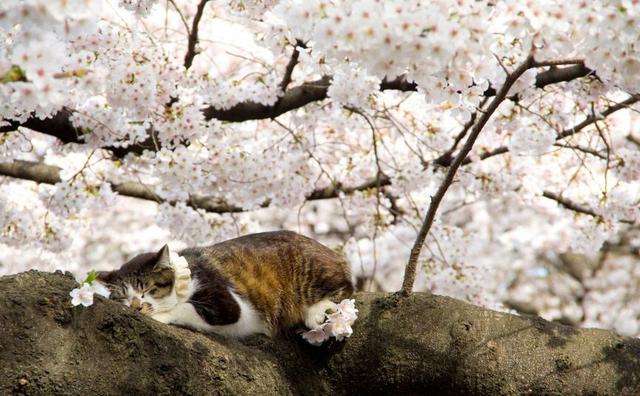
[70,283,95,307]
[301,299,359,345]
[1,0,640,338]
[69,280,110,307]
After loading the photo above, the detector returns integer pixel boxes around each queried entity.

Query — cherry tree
[1,0,639,339]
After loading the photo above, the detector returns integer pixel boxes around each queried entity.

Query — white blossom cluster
[119,0,158,17]
[301,299,358,346]
[1,0,640,338]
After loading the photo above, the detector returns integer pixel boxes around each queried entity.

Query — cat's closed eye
[148,282,172,297]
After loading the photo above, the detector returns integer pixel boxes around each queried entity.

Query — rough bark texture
[1,271,639,395]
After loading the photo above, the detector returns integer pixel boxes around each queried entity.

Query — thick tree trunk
[1,271,638,395]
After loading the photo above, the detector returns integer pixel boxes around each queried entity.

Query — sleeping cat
[97,231,354,337]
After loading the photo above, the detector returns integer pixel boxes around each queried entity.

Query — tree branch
[3,270,640,395]
[2,63,594,155]
[535,63,593,88]
[628,134,640,147]
[553,143,607,159]
[542,190,601,218]
[183,0,209,70]
[0,108,82,144]
[542,191,636,225]
[0,160,390,214]
[400,56,536,296]
[0,108,157,158]
[0,160,243,213]
[203,77,332,122]
[279,41,304,92]
[468,94,640,165]
[433,97,490,167]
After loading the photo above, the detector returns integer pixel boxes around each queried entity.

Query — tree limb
[279,41,305,92]
[468,94,640,165]
[0,160,387,214]
[0,108,82,144]
[400,56,536,296]
[0,160,244,213]
[535,63,593,88]
[542,190,601,218]
[2,64,593,156]
[1,270,639,395]
[183,0,210,70]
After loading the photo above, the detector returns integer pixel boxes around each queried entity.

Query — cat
[97,231,354,337]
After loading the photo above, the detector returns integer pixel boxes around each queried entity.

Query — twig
[433,97,490,167]
[168,0,191,38]
[542,191,600,218]
[553,143,606,159]
[591,103,611,198]
[279,40,305,92]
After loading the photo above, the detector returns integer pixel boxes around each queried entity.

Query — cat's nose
[130,297,142,310]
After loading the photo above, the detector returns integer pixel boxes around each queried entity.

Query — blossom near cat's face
[97,245,179,316]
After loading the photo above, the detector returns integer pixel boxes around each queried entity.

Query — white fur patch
[209,290,270,337]
[150,280,269,337]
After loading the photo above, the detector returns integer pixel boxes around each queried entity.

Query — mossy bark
[1,271,638,395]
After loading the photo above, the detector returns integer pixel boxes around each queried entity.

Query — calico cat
[97,231,354,337]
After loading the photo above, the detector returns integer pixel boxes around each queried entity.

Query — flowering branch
[1,63,593,153]
[542,191,636,225]
[0,160,243,213]
[1,88,637,218]
[467,94,640,165]
[400,55,536,296]
[0,160,379,214]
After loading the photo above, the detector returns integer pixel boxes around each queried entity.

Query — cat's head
[97,245,179,315]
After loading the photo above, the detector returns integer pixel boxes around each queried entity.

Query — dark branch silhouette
[1,63,594,157]
[183,0,210,70]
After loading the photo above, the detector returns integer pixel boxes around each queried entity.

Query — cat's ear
[154,244,172,271]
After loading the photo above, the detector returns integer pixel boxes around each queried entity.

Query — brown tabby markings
[180,231,354,332]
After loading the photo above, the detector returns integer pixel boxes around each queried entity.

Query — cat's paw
[304,299,338,329]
